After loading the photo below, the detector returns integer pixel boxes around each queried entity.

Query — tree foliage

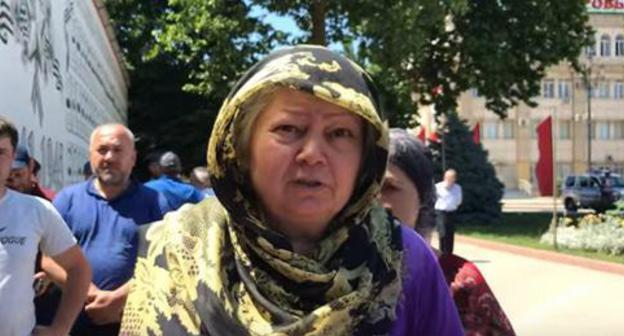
[429,113,505,225]
[254,0,592,124]
[105,0,279,177]
[105,0,592,175]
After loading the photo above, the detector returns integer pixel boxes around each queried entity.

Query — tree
[429,113,504,225]
[253,0,592,124]
[105,0,592,176]
[105,0,279,176]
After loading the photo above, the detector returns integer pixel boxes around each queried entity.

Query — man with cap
[7,144,55,201]
[144,151,205,211]
[46,123,170,335]
[0,117,91,336]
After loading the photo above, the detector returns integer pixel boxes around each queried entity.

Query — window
[579,176,589,187]
[542,79,555,98]
[614,81,624,99]
[588,82,597,98]
[597,81,610,99]
[616,35,624,57]
[600,34,611,57]
[565,176,575,188]
[558,80,571,100]
[597,121,610,140]
[502,121,515,139]
[559,120,571,140]
[612,121,624,139]
[484,121,498,139]
[470,88,480,97]
[586,36,596,57]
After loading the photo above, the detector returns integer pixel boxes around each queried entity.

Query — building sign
[587,0,624,13]
[0,0,128,190]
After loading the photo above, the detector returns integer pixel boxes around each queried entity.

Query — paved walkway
[453,237,624,335]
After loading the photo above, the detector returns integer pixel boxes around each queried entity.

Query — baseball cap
[159,151,182,171]
[12,144,31,169]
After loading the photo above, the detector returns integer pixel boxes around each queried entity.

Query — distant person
[381,128,515,335]
[0,117,91,336]
[189,166,215,197]
[144,151,205,210]
[31,159,56,199]
[144,151,162,180]
[46,124,169,335]
[82,161,92,180]
[435,168,463,255]
[6,144,54,201]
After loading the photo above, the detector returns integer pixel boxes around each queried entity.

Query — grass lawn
[457,213,624,265]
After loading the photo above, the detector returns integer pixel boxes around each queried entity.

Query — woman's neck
[290,238,317,256]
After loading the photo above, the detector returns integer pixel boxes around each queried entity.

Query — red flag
[428,132,440,143]
[472,123,480,144]
[536,116,553,196]
[417,127,426,142]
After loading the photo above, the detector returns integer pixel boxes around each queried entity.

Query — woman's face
[249,88,363,242]
[381,163,421,229]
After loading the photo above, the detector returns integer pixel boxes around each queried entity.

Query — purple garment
[390,226,464,336]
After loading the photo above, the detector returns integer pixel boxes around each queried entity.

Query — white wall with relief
[0,0,127,190]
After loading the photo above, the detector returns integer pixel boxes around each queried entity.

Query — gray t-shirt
[0,189,76,336]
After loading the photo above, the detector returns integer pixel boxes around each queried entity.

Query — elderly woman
[119,46,462,335]
[381,128,515,335]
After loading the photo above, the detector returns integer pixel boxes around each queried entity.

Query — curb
[457,235,624,277]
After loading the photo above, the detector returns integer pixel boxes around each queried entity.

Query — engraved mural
[0,0,127,190]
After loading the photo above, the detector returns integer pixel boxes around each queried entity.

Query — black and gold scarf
[120,45,403,336]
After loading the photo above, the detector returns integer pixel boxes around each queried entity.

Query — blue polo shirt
[145,175,205,211]
[53,178,169,290]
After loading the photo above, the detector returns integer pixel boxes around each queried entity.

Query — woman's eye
[330,128,354,139]
[275,125,299,134]
[273,125,303,141]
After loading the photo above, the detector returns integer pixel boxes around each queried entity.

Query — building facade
[457,9,624,194]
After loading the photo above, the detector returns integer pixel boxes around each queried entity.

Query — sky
[248,4,346,53]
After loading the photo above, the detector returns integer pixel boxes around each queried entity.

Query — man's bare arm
[42,245,91,335]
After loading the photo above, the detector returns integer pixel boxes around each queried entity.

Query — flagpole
[551,108,558,250]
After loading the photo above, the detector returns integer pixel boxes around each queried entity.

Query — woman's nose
[295,133,327,166]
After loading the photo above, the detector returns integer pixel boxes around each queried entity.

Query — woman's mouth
[293,179,324,188]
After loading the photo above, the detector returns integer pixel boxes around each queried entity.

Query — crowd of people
[0,45,513,335]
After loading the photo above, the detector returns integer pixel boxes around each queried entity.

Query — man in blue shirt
[47,124,169,335]
[190,166,216,197]
[145,151,205,211]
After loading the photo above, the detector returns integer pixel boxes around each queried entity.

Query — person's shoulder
[145,197,226,241]
[440,253,484,283]
[401,225,432,257]
[135,182,167,199]
[400,226,439,279]
[7,189,58,215]
[144,178,162,188]
[56,180,90,197]
[6,189,40,206]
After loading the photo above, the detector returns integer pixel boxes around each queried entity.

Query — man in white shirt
[435,169,463,255]
[0,117,91,336]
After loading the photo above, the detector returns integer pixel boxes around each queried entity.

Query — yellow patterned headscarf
[120,45,403,336]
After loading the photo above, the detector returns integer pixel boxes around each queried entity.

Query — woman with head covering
[119,45,462,335]
[381,128,515,335]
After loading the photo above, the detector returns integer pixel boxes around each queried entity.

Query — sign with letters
[0,0,128,190]
[587,0,624,13]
